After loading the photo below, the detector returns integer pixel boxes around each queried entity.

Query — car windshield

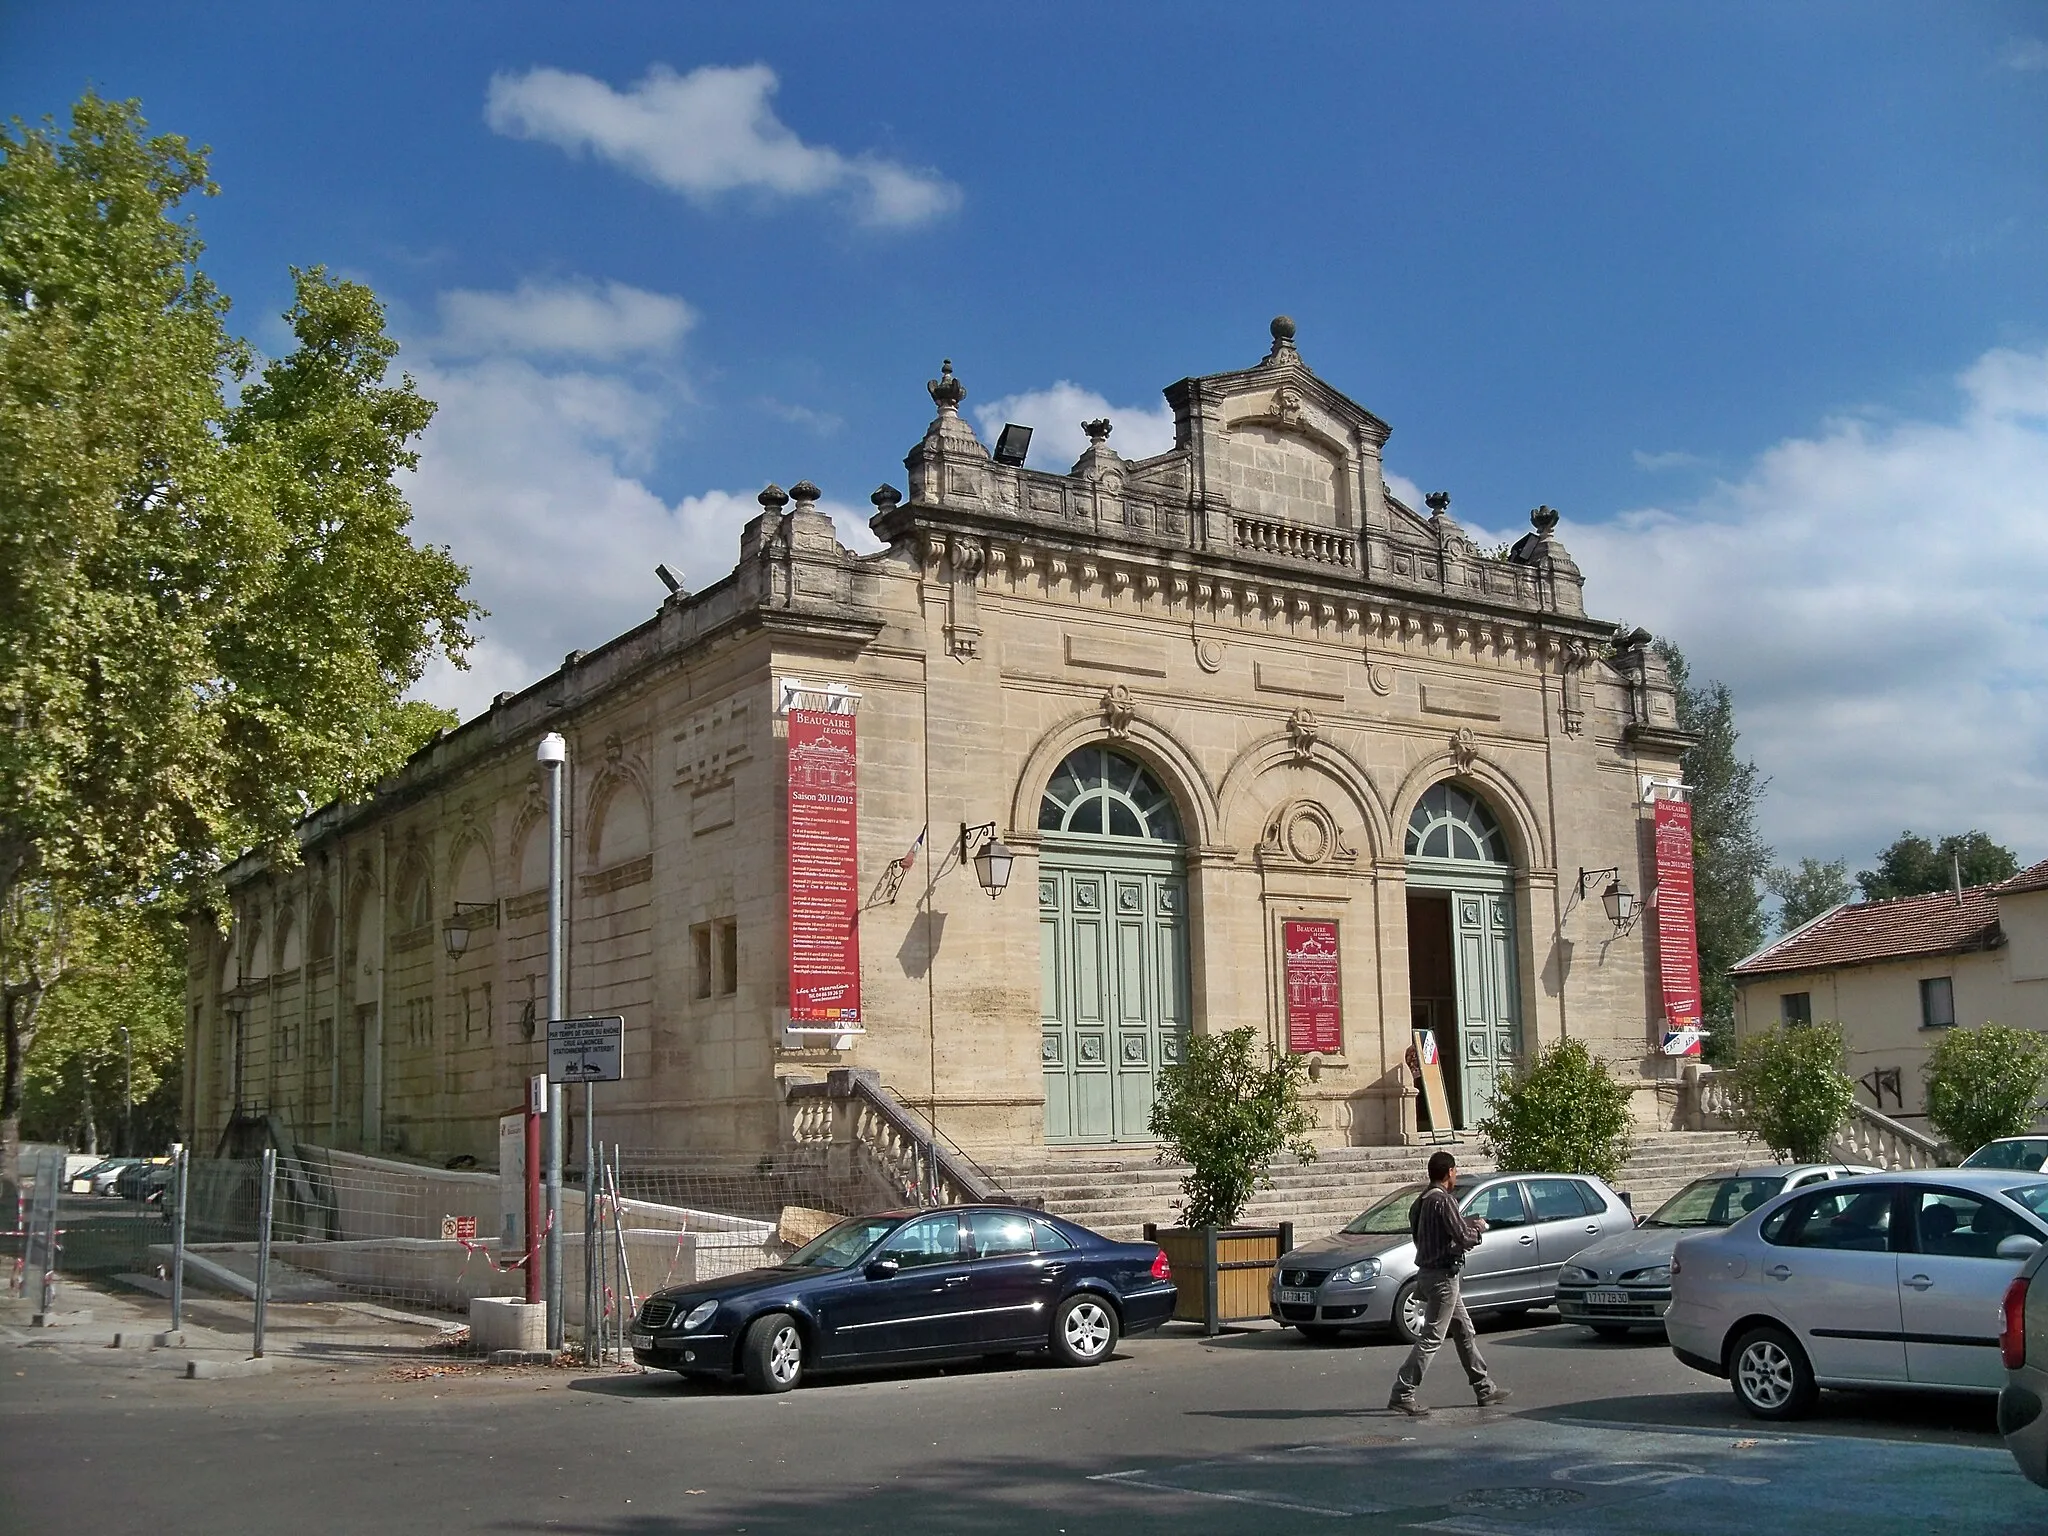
[1343,1185,1425,1235]
[785,1216,903,1269]
[1643,1175,1786,1228]
[1962,1140,2048,1172]
[2002,1183,2048,1221]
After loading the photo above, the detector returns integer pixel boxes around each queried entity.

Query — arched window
[1405,783,1509,865]
[1038,747,1183,842]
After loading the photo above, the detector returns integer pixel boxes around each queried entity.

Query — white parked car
[1667,1170,2048,1419]
[1962,1138,2048,1173]
[1556,1163,1878,1338]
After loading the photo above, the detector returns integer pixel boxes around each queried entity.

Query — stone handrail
[781,1069,1005,1208]
[1231,514,1355,570]
[1677,1062,1952,1169]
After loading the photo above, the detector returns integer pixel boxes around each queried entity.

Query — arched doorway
[1403,782,1520,1128]
[1037,746,1191,1144]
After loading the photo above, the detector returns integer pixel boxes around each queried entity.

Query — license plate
[1279,1288,1317,1305]
[630,1332,655,1350]
[1585,1290,1630,1307]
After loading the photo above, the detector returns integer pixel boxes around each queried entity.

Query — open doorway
[1406,893,1463,1130]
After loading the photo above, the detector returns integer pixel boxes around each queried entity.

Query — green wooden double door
[1447,887,1520,1125]
[1039,849,1189,1144]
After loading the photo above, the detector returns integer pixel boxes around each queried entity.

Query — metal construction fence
[28,1142,871,1364]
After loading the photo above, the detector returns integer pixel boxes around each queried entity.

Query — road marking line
[1089,1470,1376,1517]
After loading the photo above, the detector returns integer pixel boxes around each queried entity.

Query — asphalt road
[4,1310,2042,1535]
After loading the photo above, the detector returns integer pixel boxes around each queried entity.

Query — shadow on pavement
[562,1348,1092,1399]
[1526,1388,2002,1445]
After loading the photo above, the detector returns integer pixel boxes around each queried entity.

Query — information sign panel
[787,706,862,1029]
[1653,798,1704,1055]
[1282,919,1343,1054]
[547,1014,625,1083]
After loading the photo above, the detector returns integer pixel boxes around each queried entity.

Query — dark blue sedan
[630,1204,1178,1392]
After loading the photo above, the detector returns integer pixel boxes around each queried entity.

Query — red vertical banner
[786,707,862,1029]
[1653,797,1703,1055]
[1282,919,1343,1054]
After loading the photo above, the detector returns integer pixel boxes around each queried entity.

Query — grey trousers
[1391,1266,1493,1400]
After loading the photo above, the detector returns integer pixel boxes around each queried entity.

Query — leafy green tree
[1858,831,2020,902]
[1655,642,1772,1058]
[1475,1038,1634,1183]
[0,94,477,1174]
[1148,1027,1318,1228]
[1729,1022,1857,1163]
[1922,1023,2048,1156]
[1766,857,1855,934]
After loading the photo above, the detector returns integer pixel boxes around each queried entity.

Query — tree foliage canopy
[1922,1023,2048,1156]
[1474,1038,1634,1184]
[1729,1023,1857,1164]
[0,93,477,1168]
[1766,857,1855,934]
[1655,641,1771,1052]
[1858,831,2020,903]
[1148,1027,1317,1229]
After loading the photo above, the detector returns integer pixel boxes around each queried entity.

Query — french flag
[898,826,928,871]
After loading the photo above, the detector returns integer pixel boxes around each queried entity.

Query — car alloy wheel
[1394,1279,1428,1346]
[1052,1295,1119,1366]
[741,1311,805,1394]
[1730,1325,1815,1420]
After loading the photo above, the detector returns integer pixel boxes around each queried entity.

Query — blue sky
[9,3,2047,873]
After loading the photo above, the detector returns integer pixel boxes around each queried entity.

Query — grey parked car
[1999,1237,2048,1488]
[1556,1163,1878,1339]
[1272,1172,1636,1343]
[1668,1170,2048,1419]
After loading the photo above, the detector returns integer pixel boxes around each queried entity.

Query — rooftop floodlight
[655,563,684,594]
[993,424,1033,467]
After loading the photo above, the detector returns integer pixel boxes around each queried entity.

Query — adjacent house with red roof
[1731,859,2048,1127]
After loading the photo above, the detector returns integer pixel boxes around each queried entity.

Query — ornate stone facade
[189,321,1690,1163]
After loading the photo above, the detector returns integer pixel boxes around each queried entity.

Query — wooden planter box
[1143,1222,1294,1336]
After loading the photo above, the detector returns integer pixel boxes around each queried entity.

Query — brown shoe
[1475,1386,1513,1408]
[1387,1397,1431,1417]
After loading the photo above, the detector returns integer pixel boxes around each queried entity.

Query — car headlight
[1560,1265,1599,1285]
[677,1300,718,1331]
[1333,1259,1381,1285]
[1620,1265,1671,1285]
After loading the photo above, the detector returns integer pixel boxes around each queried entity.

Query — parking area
[2,1297,2038,1534]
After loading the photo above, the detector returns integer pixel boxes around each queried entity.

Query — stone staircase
[983,1129,1763,1243]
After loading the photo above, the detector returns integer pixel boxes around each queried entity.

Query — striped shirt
[1410,1185,1484,1271]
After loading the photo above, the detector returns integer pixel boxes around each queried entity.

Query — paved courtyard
[2,1295,2037,1534]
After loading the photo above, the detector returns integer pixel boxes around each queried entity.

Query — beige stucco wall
[188,334,1694,1166]
[1732,887,2048,1126]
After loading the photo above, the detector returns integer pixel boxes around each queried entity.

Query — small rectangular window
[692,924,713,1000]
[1920,976,1956,1030]
[1780,992,1812,1025]
[717,919,739,996]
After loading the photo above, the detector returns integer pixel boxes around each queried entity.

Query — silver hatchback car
[1667,1170,2048,1419]
[1272,1172,1636,1343]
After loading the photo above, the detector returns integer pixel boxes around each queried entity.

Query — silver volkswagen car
[1272,1171,1635,1343]
[1556,1163,1877,1338]
[1667,1169,2048,1419]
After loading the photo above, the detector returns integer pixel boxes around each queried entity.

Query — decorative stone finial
[1082,418,1112,443]
[758,483,789,513]
[870,483,902,514]
[1426,490,1452,516]
[1530,505,1560,537]
[1266,314,1299,363]
[927,359,965,415]
[1271,314,1296,344]
[789,480,820,507]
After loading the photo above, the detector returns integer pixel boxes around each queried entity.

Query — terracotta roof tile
[1997,858,2048,896]
[1733,884,2005,978]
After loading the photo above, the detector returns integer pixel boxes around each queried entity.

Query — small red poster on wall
[1653,797,1703,1055]
[787,707,862,1028]
[1282,919,1343,1054]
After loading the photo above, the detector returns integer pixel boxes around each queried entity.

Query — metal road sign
[547,1015,625,1083]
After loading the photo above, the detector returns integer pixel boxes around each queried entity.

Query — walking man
[1388,1150,1510,1416]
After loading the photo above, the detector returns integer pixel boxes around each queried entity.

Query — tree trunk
[1,980,45,1210]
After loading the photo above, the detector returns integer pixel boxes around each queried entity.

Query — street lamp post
[537,731,567,1354]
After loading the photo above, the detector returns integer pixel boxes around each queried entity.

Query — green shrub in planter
[1923,1022,2048,1156]
[1729,1022,1857,1163]
[1474,1038,1634,1183]
[1148,1027,1317,1229]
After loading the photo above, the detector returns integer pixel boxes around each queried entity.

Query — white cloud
[403,282,879,722]
[1632,448,1709,472]
[485,63,960,227]
[437,279,695,360]
[1382,471,1427,514]
[1560,345,2048,866]
[973,381,1176,472]
[2000,37,2048,71]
